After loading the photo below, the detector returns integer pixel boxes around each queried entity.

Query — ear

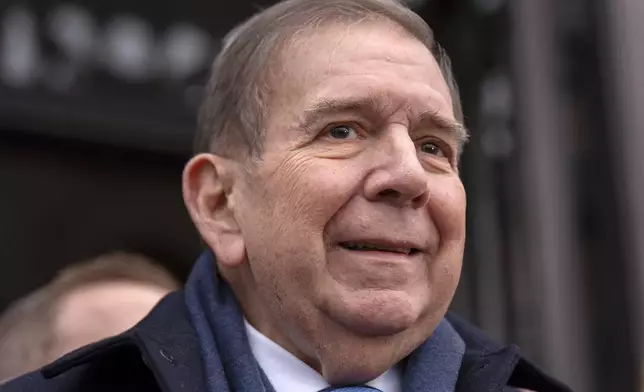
[182,153,246,268]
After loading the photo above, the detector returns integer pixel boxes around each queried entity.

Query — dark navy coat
[0,292,571,392]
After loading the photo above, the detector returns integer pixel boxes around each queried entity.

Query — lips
[339,241,421,255]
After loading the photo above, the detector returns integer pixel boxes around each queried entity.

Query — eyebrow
[299,96,387,131]
[298,96,470,151]
[418,110,470,152]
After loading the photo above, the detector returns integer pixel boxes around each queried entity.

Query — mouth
[339,242,421,255]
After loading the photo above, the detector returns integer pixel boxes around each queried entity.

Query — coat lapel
[128,292,210,392]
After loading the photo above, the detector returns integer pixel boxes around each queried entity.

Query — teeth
[343,242,412,255]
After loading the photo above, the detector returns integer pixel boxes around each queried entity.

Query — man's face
[224,22,466,379]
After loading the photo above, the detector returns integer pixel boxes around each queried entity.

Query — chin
[327,290,423,337]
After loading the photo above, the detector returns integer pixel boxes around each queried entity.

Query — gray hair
[195,0,463,158]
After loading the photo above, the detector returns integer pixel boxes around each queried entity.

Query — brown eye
[327,125,358,140]
[420,141,447,157]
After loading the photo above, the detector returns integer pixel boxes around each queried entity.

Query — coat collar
[447,313,572,392]
[41,292,571,392]
[42,292,208,392]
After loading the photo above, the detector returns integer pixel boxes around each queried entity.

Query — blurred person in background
[0,252,179,382]
[1,0,570,391]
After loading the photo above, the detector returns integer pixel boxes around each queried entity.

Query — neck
[223,266,319,369]
[223,266,418,384]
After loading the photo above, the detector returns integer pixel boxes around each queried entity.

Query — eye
[420,141,448,158]
[326,125,359,140]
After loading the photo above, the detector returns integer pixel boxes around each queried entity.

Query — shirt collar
[244,319,401,392]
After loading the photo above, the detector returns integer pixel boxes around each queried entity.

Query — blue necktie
[319,387,383,392]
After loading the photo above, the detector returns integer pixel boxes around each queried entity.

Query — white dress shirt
[245,320,402,392]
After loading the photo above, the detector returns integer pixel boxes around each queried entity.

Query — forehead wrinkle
[292,92,469,153]
[298,92,398,130]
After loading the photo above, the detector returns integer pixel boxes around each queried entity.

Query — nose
[363,128,430,209]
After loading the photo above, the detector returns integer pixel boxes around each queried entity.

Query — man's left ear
[182,153,246,268]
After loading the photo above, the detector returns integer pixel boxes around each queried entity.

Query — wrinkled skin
[183,21,467,385]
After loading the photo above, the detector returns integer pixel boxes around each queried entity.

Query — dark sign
[0,0,275,154]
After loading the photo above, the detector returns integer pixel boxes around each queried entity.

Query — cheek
[240,158,365,305]
[259,156,363,230]
[427,176,466,244]
[425,177,465,302]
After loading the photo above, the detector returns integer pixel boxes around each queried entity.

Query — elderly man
[1,1,570,391]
